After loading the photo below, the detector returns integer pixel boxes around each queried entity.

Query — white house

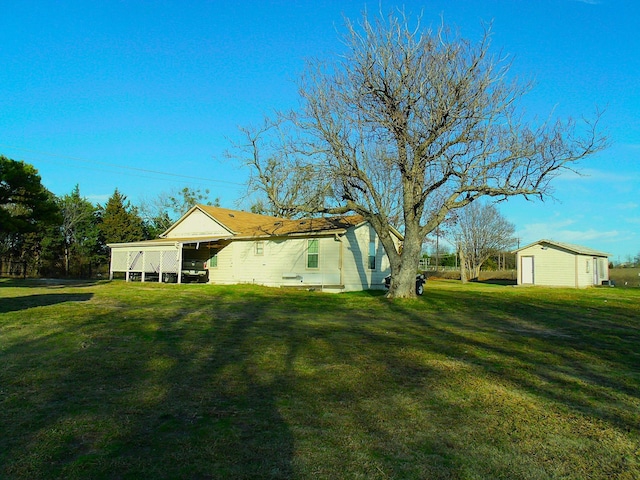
[514,239,610,288]
[108,205,401,292]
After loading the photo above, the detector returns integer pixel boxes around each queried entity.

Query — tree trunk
[471,265,481,281]
[64,244,70,277]
[459,247,468,284]
[386,227,422,298]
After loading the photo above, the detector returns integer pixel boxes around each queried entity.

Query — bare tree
[452,202,516,282]
[234,10,606,297]
[59,185,100,276]
[231,122,330,219]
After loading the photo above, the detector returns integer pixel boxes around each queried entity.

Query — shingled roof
[197,205,365,238]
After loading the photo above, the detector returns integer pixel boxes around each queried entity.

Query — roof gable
[162,206,234,238]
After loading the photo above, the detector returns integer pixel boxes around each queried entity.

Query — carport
[108,236,227,284]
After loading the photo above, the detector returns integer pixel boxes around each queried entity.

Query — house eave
[233,229,348,240]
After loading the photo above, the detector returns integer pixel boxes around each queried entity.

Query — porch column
[177,243,183,284]
[125,251,131,282]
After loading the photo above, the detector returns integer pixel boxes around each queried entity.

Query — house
[513,239,610,287]
[108,205,401,292]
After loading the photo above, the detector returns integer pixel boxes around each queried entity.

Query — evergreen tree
[99,189,145,244]
[0,156,60,277]
[0,155,59,234]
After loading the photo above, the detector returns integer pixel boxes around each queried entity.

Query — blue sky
[1,0,638,261]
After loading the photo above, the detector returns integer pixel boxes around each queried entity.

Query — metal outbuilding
[513,239,610,287]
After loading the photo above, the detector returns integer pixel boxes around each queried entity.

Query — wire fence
[418,259,458,271]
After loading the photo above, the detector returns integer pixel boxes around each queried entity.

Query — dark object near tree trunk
[385,273,426,296]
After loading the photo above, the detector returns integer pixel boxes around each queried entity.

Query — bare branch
[231,8,607,297]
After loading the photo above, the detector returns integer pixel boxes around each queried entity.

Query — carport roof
[107,236,231,248]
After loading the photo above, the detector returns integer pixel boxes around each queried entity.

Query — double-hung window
[307,239,319,269]
[368,241,376,270]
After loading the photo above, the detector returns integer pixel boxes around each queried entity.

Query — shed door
[521,256,534,284]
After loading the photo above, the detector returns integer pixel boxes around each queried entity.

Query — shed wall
[517,244,609,287]
[519,245,577,287]
[575,255,609,287]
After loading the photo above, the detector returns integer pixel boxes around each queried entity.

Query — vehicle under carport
[108,237,224,284]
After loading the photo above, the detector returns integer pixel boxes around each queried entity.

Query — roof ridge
[515,238,610,256]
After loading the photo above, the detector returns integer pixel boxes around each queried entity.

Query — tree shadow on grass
[2,283,638,479]
[0,278,104,289]
[0,293,94,313]
[0,287,295,479]
[386,288,640,434]
[476,278,517,286]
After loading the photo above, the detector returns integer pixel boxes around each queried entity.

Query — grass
[610,267,640,288]
[1,279,639,479]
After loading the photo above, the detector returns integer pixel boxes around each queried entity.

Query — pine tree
[100,189,145,244]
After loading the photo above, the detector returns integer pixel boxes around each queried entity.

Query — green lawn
[1,279,638,479]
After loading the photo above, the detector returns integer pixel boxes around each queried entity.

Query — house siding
[207,241,235,284]
[575,255,609,287]
[341,223,390,291]
[109,205,398,292]
[517,245,576,287]
[207,235,345,288]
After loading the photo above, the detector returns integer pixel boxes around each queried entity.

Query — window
[368,241,376,270]
[209,253,218,268]
[255,241,264,256]
[586,260,590,273]
[307,239,319,269]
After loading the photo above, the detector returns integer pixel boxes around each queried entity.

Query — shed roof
[514,239,610,257]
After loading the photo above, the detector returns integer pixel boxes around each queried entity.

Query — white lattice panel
[161,250,179,273]
[129,251,144,271]
[144,251,161,273]
[111,250,128,271]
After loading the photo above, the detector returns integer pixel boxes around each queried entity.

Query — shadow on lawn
[476,278,517,286]
[0,290,295,479]
[0,278,103,289]
[387,288,640,434]
[0,293,94,313]
[2,283,638,479]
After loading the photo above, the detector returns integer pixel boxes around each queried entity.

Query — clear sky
[1,0,638,261]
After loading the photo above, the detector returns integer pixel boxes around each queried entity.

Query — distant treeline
[0,155,217,278]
